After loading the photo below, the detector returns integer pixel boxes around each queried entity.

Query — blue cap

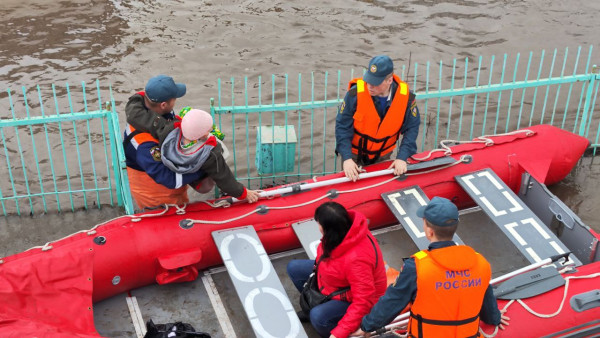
[416,197,459,227]
[363,55,394,86]
[145,75,186,102]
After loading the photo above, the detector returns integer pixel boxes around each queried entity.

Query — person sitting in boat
[353,197,510,337]
[335,55,420,181]
[159,108,259,203]
[287,202,387,338]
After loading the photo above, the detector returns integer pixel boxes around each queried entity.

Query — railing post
[578,65,599,136]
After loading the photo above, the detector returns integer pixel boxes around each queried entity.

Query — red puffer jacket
[316,210,387,338]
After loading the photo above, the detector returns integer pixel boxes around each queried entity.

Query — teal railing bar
[424,61,431,143]
[81,82,101,209]
[561,47,581,129]
[66,83,88,209]
[322,71,328,175]
[22,87,46,213]
[257,76,263,188]
[573,47,593,132]
[9,90,30,215]
[541,49,558,124]
[96,80,114,207]
[413,74,595,100]
[458,57,468,140]
[284,73,290,184]
[550,47,569,126]
[504,53,520,132]
[108,84,131,212]
[0,120,12,214]
[447,58,457,140]
[213,100,341,114]
[482,55,495,135]
[296,73,302,181]
[579,63,599,136]
[0,187,113,201]
[529,50,545,127]
[334,70,341,172]
[310,72,315,179]
[244,76,250,187]
[230,77,237,179]
[0,110,137,128]
[36,85,60,212]
[470,56,483,140]
[52,84,75,212]
[434,60,442,146]
[516,52,533,130]
[493,54,507,134]
[585,78,599,138]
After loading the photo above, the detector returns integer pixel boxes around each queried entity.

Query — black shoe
[296,310,310,323]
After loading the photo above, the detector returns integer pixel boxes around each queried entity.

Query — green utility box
[255,125,297,175]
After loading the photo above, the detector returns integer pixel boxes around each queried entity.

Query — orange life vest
[349,74,410,162]
[409,245,491,338]
[124,124,188,209]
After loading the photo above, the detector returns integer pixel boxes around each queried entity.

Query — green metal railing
[1,46,598,216]
[211,46,600,190]
[0,81,134,216]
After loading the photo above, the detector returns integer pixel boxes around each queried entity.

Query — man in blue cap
[122,75,199,209]
[125,75,187,145]
[335,55,421,181]
[354,197,509,337]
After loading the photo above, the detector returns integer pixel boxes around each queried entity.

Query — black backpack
[143,319,211,338]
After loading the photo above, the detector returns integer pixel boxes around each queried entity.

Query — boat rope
[17,204,189,254]
[479,271,600,337]
[181,156,469,225]
[411,129,534,162]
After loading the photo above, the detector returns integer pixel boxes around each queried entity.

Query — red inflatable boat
[0,124,598,337]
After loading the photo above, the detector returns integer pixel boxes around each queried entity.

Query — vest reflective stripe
[409,246,491,338]
[124,124,158,149]
[349,74,410,162]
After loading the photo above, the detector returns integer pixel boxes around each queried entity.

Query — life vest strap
[410,312,479,326]
[123,129,141,147]
[409,312,480,338]
[353,129,399,163]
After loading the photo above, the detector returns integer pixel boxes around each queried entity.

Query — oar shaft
[231,169,395,202]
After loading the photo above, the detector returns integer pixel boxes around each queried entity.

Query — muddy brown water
[0,0,599,336]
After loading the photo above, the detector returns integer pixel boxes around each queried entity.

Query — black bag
[299,235,379,313]
[299,259,350,313]
[144,319,211,338]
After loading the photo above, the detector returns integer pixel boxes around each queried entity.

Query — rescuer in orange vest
[353,197,510,337]
[335,55,421,181]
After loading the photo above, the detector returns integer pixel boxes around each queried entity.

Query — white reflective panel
[504,222,527,246]
[245,287,300,338]
[522,218,550,240]
[405,217,425,238]
[502,191,524,212]
[461,175,482,195]
[220,233,271,283]
[404,188,428,206]
[525,247,543,262]
[481,197,507,216]
[478,171,504,190]
[388,192,406,215]
[549,241,565,254]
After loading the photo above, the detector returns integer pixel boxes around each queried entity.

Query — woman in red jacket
[287,202,387,338]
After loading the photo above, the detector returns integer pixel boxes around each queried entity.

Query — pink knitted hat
[181,109,213,140]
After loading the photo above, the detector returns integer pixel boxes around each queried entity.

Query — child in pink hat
[160,109,259,202]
